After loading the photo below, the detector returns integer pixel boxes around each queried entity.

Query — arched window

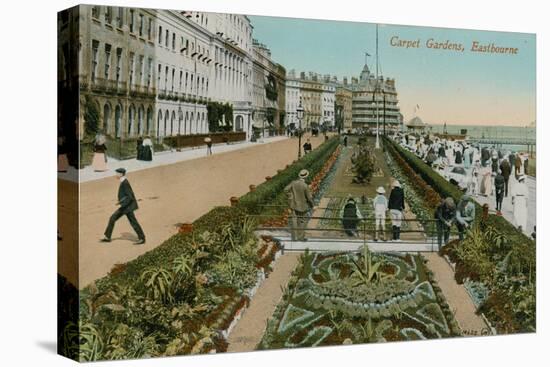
[146,107,153,135]
[115,104,122,138]
[164,109,169,137]
[190,112,194,134]
[103,103,111,134]
[128,105,135,136]
[178,108,183,135]
[170,111,176,136]
[184,111,189,134]
[157,110,162,137]
[235,115,243,132]
[138,105,144,136]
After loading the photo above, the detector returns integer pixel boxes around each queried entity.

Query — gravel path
[226,252,301,353]
[424,253,488,336]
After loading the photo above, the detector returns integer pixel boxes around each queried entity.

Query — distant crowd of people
[393,132,532,233]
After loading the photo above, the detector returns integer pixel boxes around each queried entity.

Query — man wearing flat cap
[101,168,146,245]
[285,169,314,241]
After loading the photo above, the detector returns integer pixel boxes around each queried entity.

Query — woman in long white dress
[512,175,529,231]
[480,165,492,196]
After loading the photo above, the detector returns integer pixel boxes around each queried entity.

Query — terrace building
[71,5,256,141]
[76,5,157,139]
[251,40,286,136]
[335,81,353,132]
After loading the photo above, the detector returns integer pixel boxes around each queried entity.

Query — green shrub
[238,136,339,214]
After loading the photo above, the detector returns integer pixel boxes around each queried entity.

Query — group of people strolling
[396,132,531,232]
[89,134,154,173]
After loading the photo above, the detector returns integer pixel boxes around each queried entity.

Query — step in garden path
[226,252,301,353]
[423,253,488,335]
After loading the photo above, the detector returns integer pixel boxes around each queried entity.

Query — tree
[351,141,377,184]
[84,95,100,138]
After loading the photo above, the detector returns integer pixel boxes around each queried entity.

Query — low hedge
[237,137,339,214]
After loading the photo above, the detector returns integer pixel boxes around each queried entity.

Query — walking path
[226,252,301,353]
[311,137,424,241]
[473,175,536,236]
[59,136,289,183]
[58,134,326,288]
[424,253,488,335]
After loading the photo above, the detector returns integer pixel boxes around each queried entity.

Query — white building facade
[321,83,336,127]
[285,71,302,129]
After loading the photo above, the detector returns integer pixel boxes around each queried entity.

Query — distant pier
[467,137,536,155]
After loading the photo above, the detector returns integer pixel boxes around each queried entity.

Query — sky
[248,15,536,127]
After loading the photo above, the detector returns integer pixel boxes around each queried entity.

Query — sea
[428,124,536,153]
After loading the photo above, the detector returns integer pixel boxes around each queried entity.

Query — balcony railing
[79,74,89,90]
[126,84,155,98]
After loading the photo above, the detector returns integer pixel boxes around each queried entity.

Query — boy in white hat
[373,186,388,241]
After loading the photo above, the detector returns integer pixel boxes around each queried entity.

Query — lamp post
[297,99,304,159]
[382,88,386,137]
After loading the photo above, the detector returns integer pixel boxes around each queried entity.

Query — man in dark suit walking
[101,168,146,245]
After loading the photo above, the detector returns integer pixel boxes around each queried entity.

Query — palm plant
[140,267,174,304]
[350,245,383,286]
[62,321,104,361]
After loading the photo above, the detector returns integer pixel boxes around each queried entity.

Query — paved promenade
[58,134,327,288]
[59,135,289,183]
[473,175,536,236]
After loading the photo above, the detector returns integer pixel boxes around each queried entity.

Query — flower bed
[260,143,342,228]
[63,137,354,361]
[383,137,536,334]
[258,247,461,350]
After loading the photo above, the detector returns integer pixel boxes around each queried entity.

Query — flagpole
[375,24,380,149]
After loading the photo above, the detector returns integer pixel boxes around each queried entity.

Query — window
[172,33,175,50]
[115,104,122,137]
[104,7,112,23]
[139,14,144,37]
[103,104,111,133]
[147,58,153,87]
[128,105,135,136]
[104,44,111,79]
[129,52,135,86]
[179,70,183,91]
[158,26,162,44]
[116,7,123,28]
[138,55,144,85]
[165,29,169,47]
[164,66,168,91]
[147,18,152,40]
[157,64,161,90]
[129,10,135,33]
[91,40,99,82]
[115,48,122,82]
[91,6,100,19]
[171,68,175,91]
